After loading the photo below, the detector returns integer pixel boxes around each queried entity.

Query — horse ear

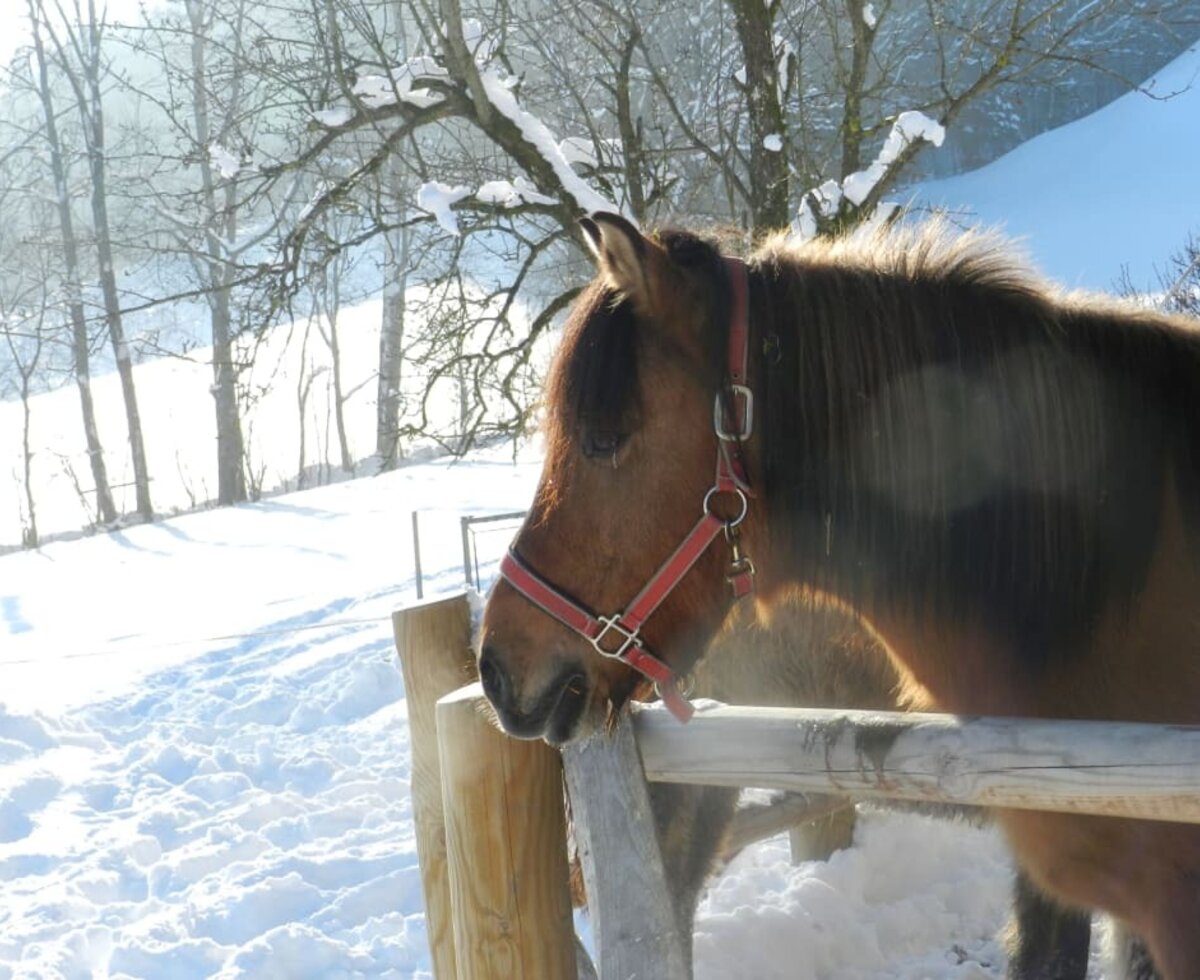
[581,212,657,307]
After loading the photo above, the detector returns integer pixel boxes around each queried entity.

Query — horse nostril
[478,644,511,710]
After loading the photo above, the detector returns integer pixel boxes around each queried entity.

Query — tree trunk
[210,283,247,504]
[187,0,247,505]
[729,0,790,231]
[325,313,354,473]
[839,0,874,179]
[377,222,409,470]
[27,0,116,525]
[296,314,314,489]
[82,0,152,521]
[18,365,39,548]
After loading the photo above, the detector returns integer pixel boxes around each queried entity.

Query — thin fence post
[393,593,476,980]
[460,516,473,588]
[411,511,423,600]
[437,682,576,979]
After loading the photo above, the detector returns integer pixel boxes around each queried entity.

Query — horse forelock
[541,229,735,487]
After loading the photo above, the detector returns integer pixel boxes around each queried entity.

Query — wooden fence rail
[635,701,1200,824]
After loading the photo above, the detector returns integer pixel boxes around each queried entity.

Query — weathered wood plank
[393,594,477,979]
[437,683,576,979]
[562,714,690,980]
[635,702,1200,824]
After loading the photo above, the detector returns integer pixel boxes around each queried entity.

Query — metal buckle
[714,385,754,441]
[591,615,643,660]
[703,485,749,527]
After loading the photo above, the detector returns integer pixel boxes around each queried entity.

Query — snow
[474,177,557,208]
[558,136,598,169]
[0,449,541,976]
[311,107,353,128]
[208,144,242,180]
[326,36,618,220]
[843,111,945,207]
[1,434,1045,977]
[415,182,472,236]
[915,37,1200,292]
[351,57,448,110]
[0,335,1115,977]
[477,65,619,216]
[863,3,878,30]
[763,133,784,153]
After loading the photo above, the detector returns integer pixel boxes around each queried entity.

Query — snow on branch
[476,178,557,208]
[842,111,945,206]
[795,110,945,239]
[319,17,618,232]
[351,56,449,110]
[474,62,617,216]
[416,182,472,236]
[210,143,244,179]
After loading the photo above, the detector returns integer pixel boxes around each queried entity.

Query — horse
[479,211,1200,978]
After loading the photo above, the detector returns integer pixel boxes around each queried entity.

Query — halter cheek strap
[499,256,755,724]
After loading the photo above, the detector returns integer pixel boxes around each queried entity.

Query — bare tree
[43,0,154,521]
[0,272,52,548]
[24,0,117,524]
[117,0,302,505]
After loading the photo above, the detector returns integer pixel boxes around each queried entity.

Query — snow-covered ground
[0,452,539,979]
[4,34,1199,980]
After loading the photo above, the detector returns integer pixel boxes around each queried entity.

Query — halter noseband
[498,257,756,724]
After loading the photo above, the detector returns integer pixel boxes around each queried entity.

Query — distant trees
[1122,233,1200,318]
[1161,236,1200,318]
[0,0,1195,545]
[0,225,54,548]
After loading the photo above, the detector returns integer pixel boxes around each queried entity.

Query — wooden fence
[394,592,1200,979]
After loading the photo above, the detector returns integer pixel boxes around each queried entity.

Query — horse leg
[648,780,741,966]
[1134,877,1200,980]
[1001,812,1200,980]
[1005,869,1090,980]
[1107,921,1161,980]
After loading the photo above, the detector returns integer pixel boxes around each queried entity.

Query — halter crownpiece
[499,256,756,723]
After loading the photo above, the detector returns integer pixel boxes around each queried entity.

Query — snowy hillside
[916,36,1200,293]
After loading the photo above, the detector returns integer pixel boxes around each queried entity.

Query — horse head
[478,213,757,744]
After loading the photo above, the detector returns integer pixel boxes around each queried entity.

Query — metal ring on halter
[702,486,748,527]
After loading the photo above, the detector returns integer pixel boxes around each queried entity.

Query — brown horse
[479,213,1200,978]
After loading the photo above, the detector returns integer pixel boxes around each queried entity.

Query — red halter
[498,257,755,723]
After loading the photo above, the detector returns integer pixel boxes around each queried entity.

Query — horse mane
[751,219,1200,670]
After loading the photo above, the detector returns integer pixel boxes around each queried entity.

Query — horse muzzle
[478,644,591,745]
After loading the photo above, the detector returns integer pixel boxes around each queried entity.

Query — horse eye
[582,429,626,460]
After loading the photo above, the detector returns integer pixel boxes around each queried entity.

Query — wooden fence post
[437,682,576,979]
[562,714,690,980]
[393,593,476,980]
